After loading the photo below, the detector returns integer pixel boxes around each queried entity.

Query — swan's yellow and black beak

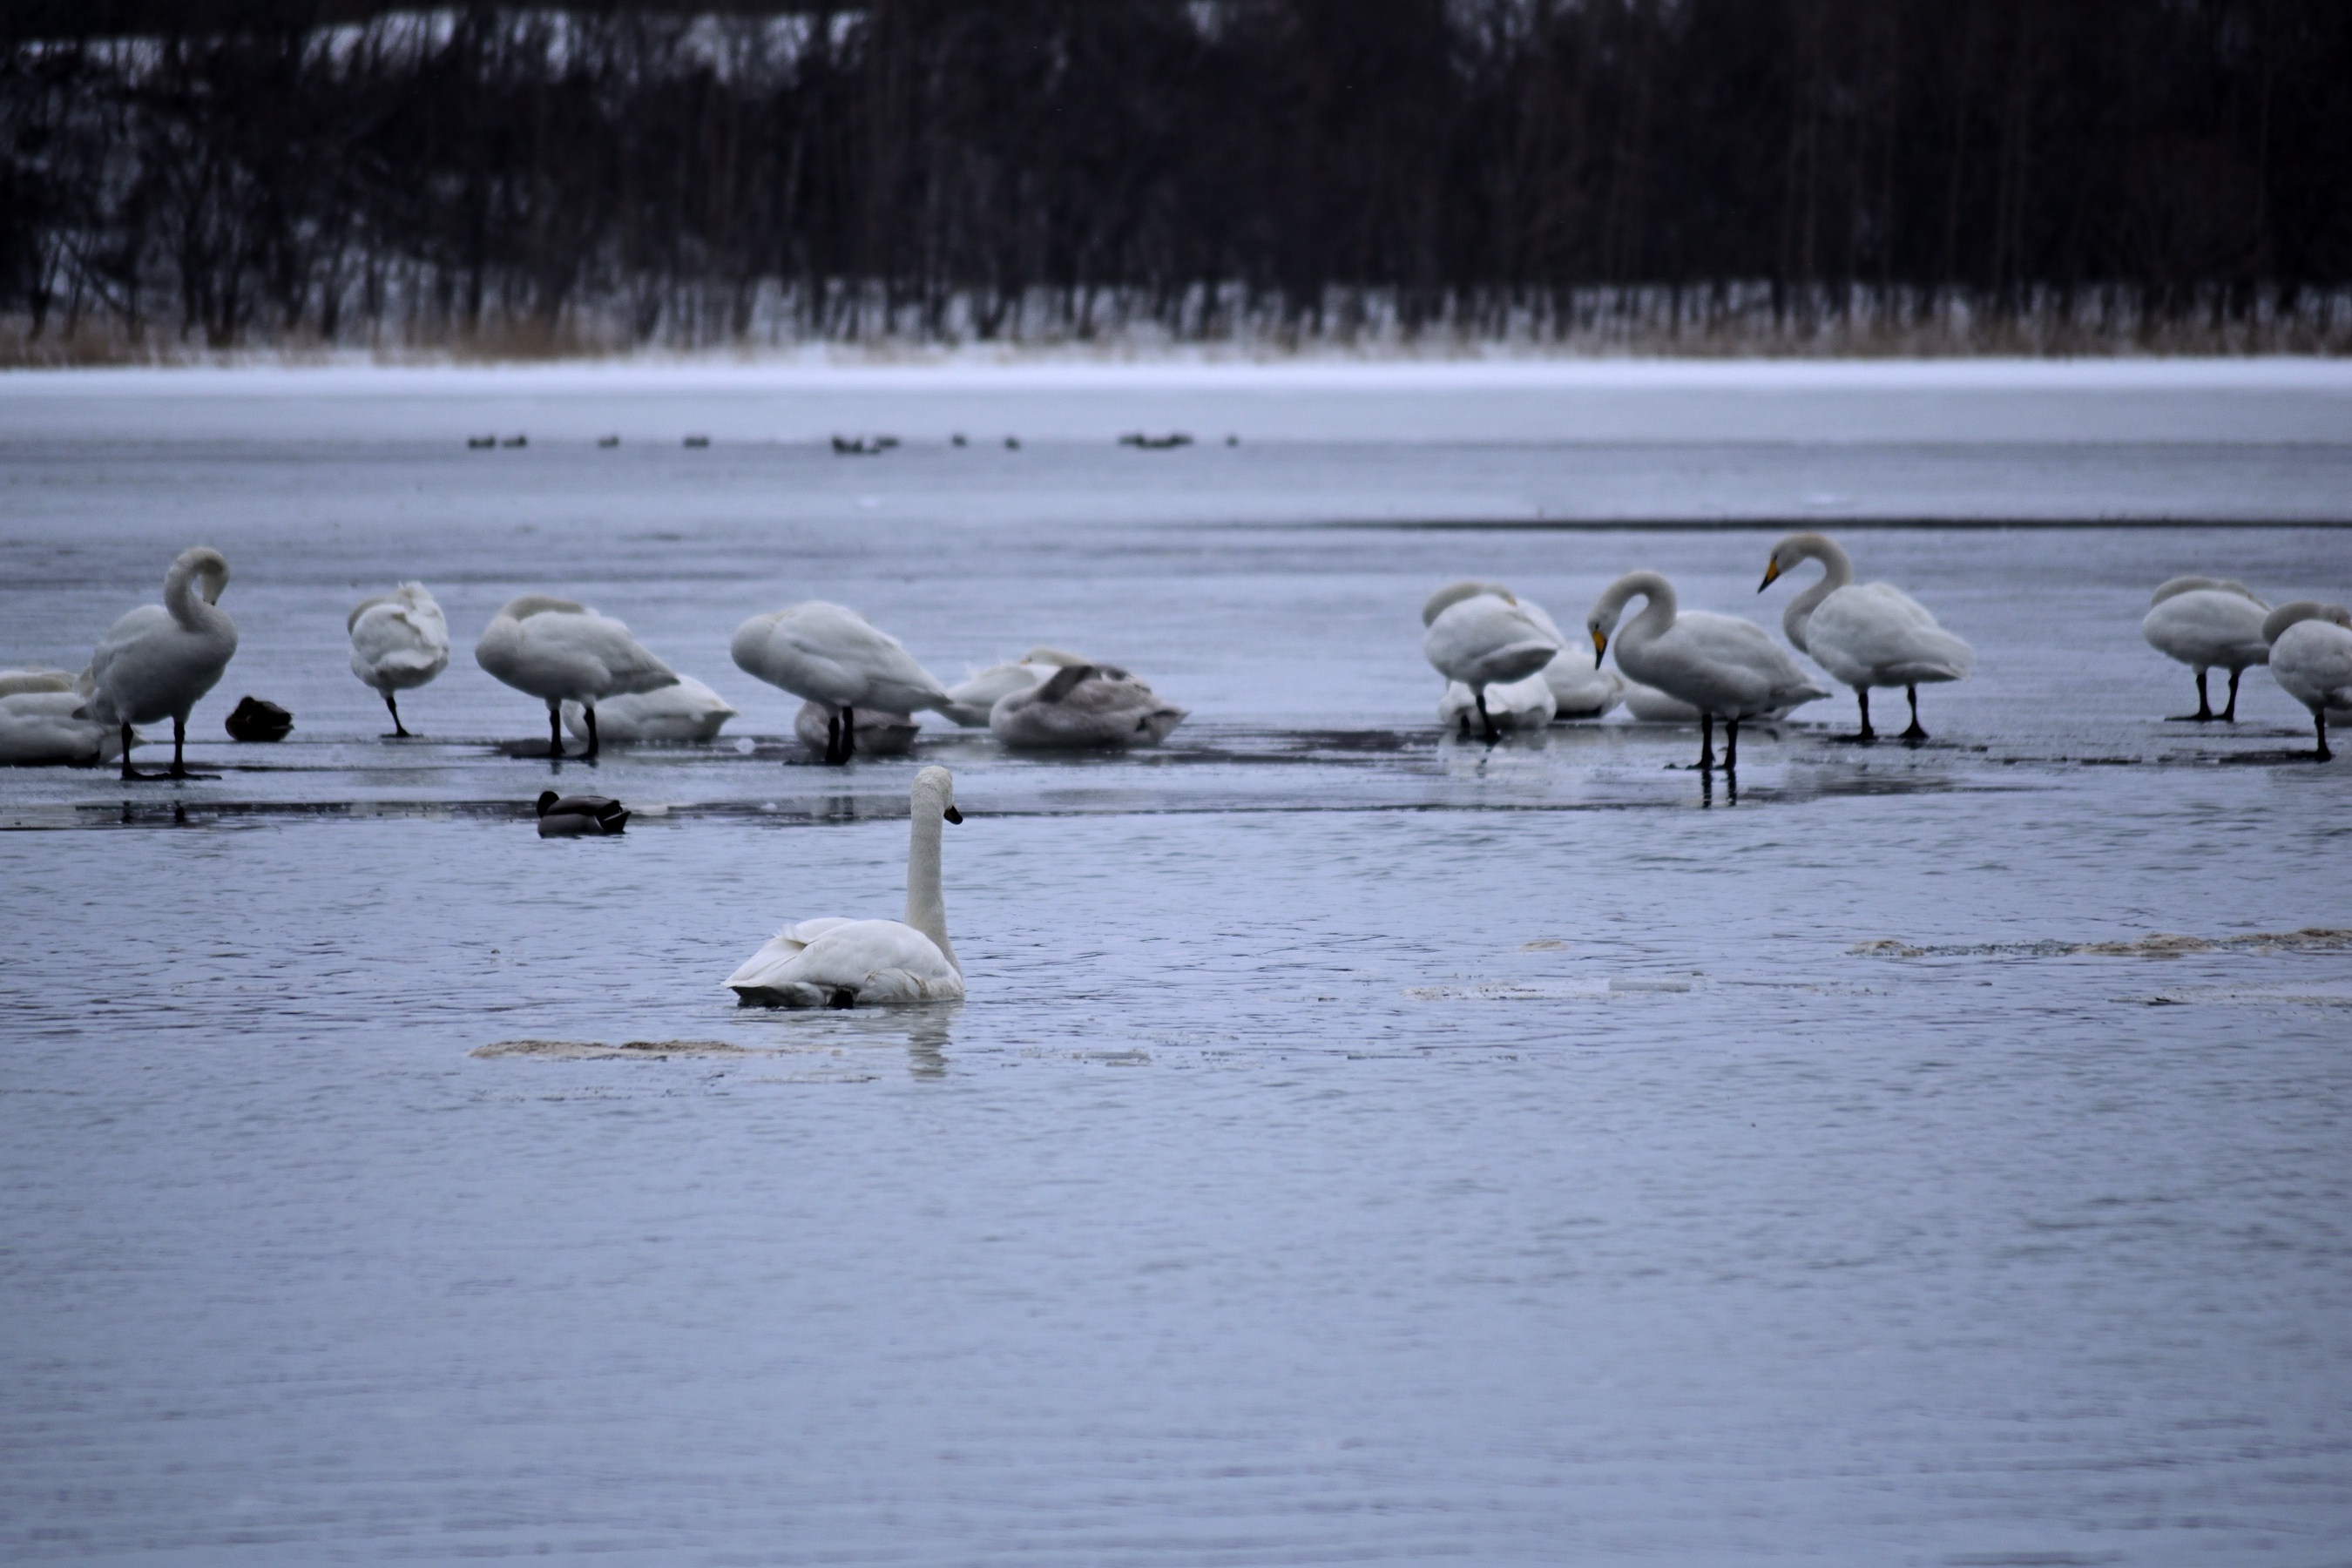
[943,805,963,824]
[1757,559,1781,592]
[1590,628,1609,660]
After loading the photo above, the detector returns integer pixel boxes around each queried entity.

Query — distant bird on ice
[475,596,679,759]
[84,546,240,780]
[348,581,449,736]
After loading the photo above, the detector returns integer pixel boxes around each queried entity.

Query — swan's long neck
[1601,571,1676,656]
[164,551,232,636]
[905,804,957,972]
[1781,536,1851,650]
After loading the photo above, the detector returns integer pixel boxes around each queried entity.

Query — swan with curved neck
[1587,571,1826,769]
[2141,576,2272,722]
[2261,601,2352,760]
[475,595,679,760]
[726,766,967,1007]
[1422,580,1562,741]
[85,546,240,780]
[1760,532,1976,741]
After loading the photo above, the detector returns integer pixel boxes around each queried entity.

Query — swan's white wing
[2272,623,2352,711]
[0,668,78,698]
[86,603,234,726]
[990,671,1186,748]
[565,675,736,740]
[1424,595,1561,687]
[1626,611,1827,719]
[941,662,1040,727]
[2143,590,2273,669]
[0,691,130,764]
[1536,640,1623,717]
[737,603,951,713]
[728,919,963,1004]
[1807,584,1976,687]
[349,601,453,690]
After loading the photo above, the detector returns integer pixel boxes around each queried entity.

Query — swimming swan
[1422,581,1562,740]
[2142,577,2272,721]
[348,582,449,736]
[1761,532,1975,740]
[727,765,966,1007]
[2263,602,2352,760]
[563,674,737,743]
[990,662,1187,748]
[85,546,240,780]
[1588,571,1827,769]
[475,596,679,759]
[732,601,952,765]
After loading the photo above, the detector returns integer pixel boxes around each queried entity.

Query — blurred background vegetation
[4,0,2347,360]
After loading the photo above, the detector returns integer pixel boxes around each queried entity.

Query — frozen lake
[3,361,2350,1565]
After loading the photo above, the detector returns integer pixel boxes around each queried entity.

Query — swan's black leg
[385,692,409,738]
[1900,685,1929,741]
[546,703,564,759]
[1724,718,1741,770]
[2318,709,2334,762]
[2221,668,2242,722]
[585,706,600,760]
[1855,686,1876,742]
[841,705,857,762]
[118,720,144,781]
[168,715,188,779]
[1695,712,1715,771]
[2171,670,2215,722]
[1475,688,1498,742]
[823,710,841,765]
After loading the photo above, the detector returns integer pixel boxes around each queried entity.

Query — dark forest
[4,0,2349,358]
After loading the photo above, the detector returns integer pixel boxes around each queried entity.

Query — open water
[3,361,2349,1565]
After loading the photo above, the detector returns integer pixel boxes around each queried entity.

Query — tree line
[3,0,2348,357]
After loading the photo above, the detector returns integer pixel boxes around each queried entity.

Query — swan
[1588,571,1828,769]
[2262,603,2352,760]
[1760,532,1976,740]
[727,765,966,1007]
[1422,581,1562,740]
[939,646,1092,727]
[475,596,679,759]
[536,791,628,836]
[1440,672,1553,733]
[348,582,449,736]
[990,662,1187,748]
[1514,598,1624,719]
[84,546,240,780]
[2141,577,2272,721]
[732,601,952,764]
[563,674,737,743]
[0,671,137,766]
[795,700,920,757]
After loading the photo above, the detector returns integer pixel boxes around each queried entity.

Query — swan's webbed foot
[1898,687,1928,742]
[384,693,411,739]
[2315,712,2334,762]
[2167,671,2216,722]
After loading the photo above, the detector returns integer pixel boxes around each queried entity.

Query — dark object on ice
[501,434,527,448]
[467,435,495,449]
[597,434,620,448]
[951,433,968,447]
[1226,434,1240,446]
[831,434,897,455]
[1004,435,1020,449]
[1119,431,1193,449]
[684,434,710,448]
[536,790,628,836]
[223,696,294,741]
